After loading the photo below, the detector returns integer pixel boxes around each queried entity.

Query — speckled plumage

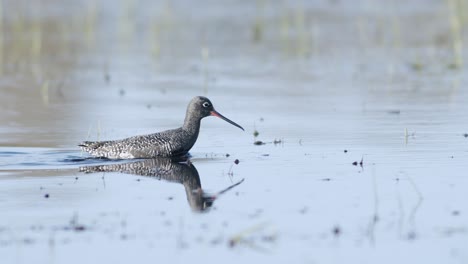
[79,96,243,159]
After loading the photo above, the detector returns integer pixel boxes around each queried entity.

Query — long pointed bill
[210,110,244,131]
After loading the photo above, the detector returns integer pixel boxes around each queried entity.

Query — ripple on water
[0,147,122,171]
[0,151,28,156]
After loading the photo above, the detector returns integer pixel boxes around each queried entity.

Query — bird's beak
[210,110,244,131]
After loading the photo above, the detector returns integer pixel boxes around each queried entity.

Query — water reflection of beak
[210,110,244,131]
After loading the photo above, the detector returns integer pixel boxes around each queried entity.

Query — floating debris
[447,63,459,70]
[253,130,259,137]
[68,213,87,232]
[410,62,423,71]
[44,194,50,198]
[387,110,401,114]
[104,73,111,83]
[344,149,348,153]
[299,207,308,214]
[74,225,86,232]
[443,227,466,236]
[463,133,468,138]
[407,231,417,240]
[273,139,282,145]
[373,214,379,223]
[234,159,239,165]
[22,238,34,245]
[332,226,341,237]
[352,157,364,167]
[253,138,283,146]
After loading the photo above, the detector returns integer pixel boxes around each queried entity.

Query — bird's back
[79,128,193,159]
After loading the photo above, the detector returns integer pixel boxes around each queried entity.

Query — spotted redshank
[79,96,244,159]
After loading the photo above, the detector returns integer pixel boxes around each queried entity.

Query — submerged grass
[278,7,313,58]
[40,80,49,106]
[446,0,464,69]
[252,0,265,43]
[228,222,276,250]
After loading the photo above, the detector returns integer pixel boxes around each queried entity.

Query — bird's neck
[182,114,202,134]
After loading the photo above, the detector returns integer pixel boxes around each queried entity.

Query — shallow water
[1,0,468,263]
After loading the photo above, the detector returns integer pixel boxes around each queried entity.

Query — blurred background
[1,0,466,147]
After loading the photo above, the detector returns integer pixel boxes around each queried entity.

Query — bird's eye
[202,102,210,108]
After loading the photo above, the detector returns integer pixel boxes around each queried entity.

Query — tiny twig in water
[228,221,275,250]
[407,175,424,235]
[367,167,379,246]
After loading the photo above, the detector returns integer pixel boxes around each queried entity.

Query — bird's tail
[78,141,106,150]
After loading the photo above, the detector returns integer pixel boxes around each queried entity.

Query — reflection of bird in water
[79,96,244,159]
[79,158,244,212]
